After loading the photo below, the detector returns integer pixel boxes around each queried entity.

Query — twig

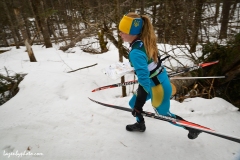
[67,63,98,73]
[119,141,127,147]
[208,79,215,99]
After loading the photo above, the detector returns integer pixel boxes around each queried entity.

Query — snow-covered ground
[0,44,240,160]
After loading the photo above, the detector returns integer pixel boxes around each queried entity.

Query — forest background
[0,0,240,109]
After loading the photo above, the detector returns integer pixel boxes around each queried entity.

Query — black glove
[132,108,142,117]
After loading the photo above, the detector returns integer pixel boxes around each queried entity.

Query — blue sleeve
[129,49,150,93]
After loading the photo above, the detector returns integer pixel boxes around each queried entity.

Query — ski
[169,76,225,80]
[92,60,219,92]
[168,60,219,77]
[92,76,224,92]
[88,97,240,144]
[92,80,138,92]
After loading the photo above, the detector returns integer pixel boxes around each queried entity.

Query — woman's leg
[129,85,151,122]
[151,79,184,127]
[151,78,173,116]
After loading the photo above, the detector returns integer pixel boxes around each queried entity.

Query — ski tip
[200,60,219,67]
[88,97,96,102]
[208,60,219,64]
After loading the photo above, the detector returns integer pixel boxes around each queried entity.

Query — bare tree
[1,0,19,49]
[0,26,9,47]
[140,0,145,15]
[30,0,52,48]
[13,6,37,62]
[116,0,127,97]
[214,0,221,24]
[190,0,206,54]
[219,0,231,39]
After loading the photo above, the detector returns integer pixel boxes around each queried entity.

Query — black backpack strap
[150,55,170,86]
[158,55,170,64]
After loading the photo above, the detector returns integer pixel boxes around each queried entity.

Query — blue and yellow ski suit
[128,40,176,123]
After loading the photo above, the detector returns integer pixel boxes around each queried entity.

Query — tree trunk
[2,0,19,49]
[116,0,127,97]
[23,16,32,41]
[31,0,52,48]
[25,40,37,62]
[219,0,231,39]
[156,2,164,42]
[214,0,220,24]
[28,0,42,44]
[229,0,237,20]
[98,29,108,53]
[118,34,127,97]
[163,1,170,43]
[13,8,28,41]
[140,0,144,15]
[1,27,9,47]
[13,7,37,62]
[190,0,205,54]
[151,2,157,27]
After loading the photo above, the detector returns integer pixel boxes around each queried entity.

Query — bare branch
[67,63,98,73]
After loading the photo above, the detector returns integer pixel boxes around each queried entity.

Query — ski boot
[126,121,146,132]
[185,127,201,139]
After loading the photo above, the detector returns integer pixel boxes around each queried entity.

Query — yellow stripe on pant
[151,84,164,108]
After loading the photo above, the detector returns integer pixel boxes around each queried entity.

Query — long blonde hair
[126,12,159,63]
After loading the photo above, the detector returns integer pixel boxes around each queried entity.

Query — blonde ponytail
[126,13,159,63]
